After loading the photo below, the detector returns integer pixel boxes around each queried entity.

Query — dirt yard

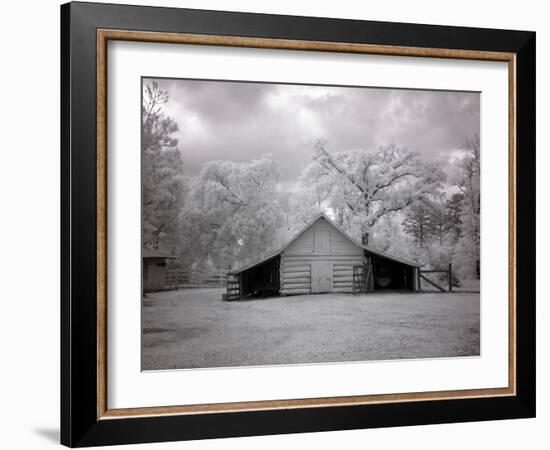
[142,289,480,370]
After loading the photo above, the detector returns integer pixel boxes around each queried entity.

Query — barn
[226,214,420,300]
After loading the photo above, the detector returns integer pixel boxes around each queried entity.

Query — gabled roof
[230,213,418,274]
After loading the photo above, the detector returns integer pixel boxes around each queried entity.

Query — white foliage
[179,154,286,269]
[301,140,446,244]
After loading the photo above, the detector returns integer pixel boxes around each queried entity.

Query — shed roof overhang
[143,249,176,259]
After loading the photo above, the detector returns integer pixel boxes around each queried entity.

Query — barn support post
[368,259,374,292]
[279,254,285,296]
[365,257,373,292]
[238,273,243,300]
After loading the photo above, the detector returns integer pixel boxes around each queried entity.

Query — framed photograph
[61,1,535,447]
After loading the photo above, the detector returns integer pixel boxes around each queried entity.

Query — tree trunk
[336,208,344,226]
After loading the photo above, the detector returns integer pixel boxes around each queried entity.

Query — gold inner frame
[96,29,517,420]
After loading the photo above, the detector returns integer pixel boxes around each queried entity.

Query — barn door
[311,261,332,293]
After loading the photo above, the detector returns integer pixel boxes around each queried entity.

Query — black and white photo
[141,78,481,370]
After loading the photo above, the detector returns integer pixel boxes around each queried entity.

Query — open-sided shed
[226,214,419,300]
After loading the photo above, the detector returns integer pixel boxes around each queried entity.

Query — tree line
[142,82,480,284]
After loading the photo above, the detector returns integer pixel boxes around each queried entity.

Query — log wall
[281,217,364,295]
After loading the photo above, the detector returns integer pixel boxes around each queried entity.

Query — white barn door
[311,261,332,293]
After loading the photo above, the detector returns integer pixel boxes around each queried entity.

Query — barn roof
[143,248,176,259]
[230,213,418,274]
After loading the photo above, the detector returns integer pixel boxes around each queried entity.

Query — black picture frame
[61,1,535,447]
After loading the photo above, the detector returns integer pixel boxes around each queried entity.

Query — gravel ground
[142,289,480,370]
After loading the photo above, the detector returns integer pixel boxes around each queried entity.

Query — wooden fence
[163,267,227,290]
[417,263,453,292]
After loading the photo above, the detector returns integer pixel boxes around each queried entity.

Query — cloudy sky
[147,77,479,182]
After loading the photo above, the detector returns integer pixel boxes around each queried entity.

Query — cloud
[147,78,479,182]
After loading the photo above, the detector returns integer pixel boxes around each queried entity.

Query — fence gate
[417,264,453,292]
[226,273,241,301]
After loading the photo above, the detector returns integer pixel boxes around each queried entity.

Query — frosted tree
[451,134,480,279]
[445,193,465,244]
[304,139,445,246]
[287,161,335,228]
[371,215,416,261]
[180,154,286,270]
[402,203,435,247]
[142,81,186,252]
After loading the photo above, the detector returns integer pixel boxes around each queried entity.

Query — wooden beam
[333,276,354,282]
[282,271,310,278]
[282,277,310,284]
[281,288,311,295]
[283,266,311,273]
[282,282,311,290]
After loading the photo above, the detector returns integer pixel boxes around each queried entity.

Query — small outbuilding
[143,249,176,292]
[226,214,419,300]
